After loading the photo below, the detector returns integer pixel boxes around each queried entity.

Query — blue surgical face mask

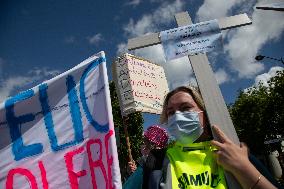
[166,111,203,145]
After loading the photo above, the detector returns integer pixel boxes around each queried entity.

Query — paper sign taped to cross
[112,53,169,116]
[160,19,223,61]
[0,51,122,189]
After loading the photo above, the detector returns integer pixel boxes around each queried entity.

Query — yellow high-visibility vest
[167,141,227,189]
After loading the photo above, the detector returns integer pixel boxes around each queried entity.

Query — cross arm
[256,2,284,11]
[127,13,252,50]
[128,33,160,50]
[218,14,252,30]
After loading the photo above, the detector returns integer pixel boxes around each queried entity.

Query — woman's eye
[181,106,191,111]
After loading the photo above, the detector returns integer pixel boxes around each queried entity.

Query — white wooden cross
[127,12,252,188]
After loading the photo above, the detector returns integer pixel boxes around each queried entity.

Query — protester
[143,86,280,189]
[123,125,169,189]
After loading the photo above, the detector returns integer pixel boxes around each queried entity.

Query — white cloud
[124,0,141,7]
[65,36,76,44]
[196,0,245,22]
[165,57,195,90]
[0,76,32,103]
[196,0,284,79]
[28,68,60,78]
[123,0,184,37]
[116,43,128,56]
[254,66,283,87]
[121,0,241,89]
[132,44,166,64]
[0,68,60,103]
[214,68,229,85]
[225,2,284,78]
[88,33,103,45]
[117,0,199,90]
[118,0,284,90]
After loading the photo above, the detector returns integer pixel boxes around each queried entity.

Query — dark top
[249,154,283,189]
[142,148,167,189]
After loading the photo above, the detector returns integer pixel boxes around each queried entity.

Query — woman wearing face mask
[154,86,279,189]
[123,125,169,189]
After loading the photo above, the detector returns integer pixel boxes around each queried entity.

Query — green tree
[229,70,284,155]
[109,81,144,181]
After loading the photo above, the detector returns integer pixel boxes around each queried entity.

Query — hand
[210,125,250,175]
[211,125,277,189]
[127,161,137,174]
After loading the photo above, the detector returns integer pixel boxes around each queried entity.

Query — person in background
[145,85,280,189]
[123,125,169,189]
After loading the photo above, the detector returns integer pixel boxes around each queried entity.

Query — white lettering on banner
[112,53,169,116]
[160,19,223,61]
[0,51,122,189]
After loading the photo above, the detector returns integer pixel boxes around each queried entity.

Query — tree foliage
[109,81,144,181]
[229,70,284,155]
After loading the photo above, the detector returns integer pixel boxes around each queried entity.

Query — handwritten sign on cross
[127,12,252,188]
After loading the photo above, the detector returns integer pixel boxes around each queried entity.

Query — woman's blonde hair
[160,86,206,124]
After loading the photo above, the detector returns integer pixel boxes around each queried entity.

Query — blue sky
[0,0,283,129]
